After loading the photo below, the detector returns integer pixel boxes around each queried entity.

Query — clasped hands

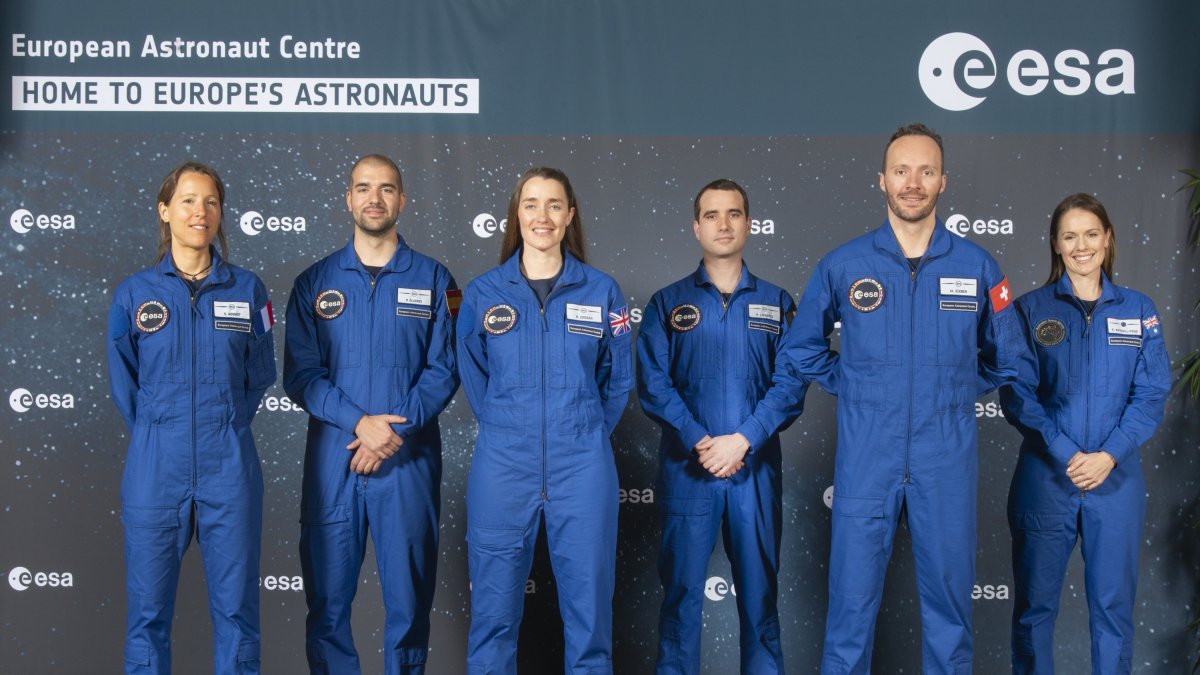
[1066,450,1116,492]
[347,414,407,475]
[694,433,750,479]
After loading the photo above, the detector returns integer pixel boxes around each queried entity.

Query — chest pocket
[1029,313,1077,397]
[668,303,719,383]
[384,288,434,371]
[485,303,533,389]
[134,301,184,384]
[838,271,899,367]
[1098,314,1142,398]
[553,314,603,391]
[921,271,981,368]
[313,287,361,370]
[203,296,253,384]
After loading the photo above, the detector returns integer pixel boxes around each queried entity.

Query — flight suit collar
[690,260,757,295]
[335,233,414,274]
[499,245,587,289]
[1053,269,1123,305]
[873,218,951,261]
[156,245,232,287]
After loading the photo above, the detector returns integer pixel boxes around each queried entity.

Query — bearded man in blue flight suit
[638,179,806,674]
[284,154,460,674]
[781,124,1019,674]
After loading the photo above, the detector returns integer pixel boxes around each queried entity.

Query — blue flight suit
[781,222,1019,675]
[456,249,633,675]
[638,262,805,675]
[999,273,1170,675]
[283,237,459,674]
[107,249,276,674]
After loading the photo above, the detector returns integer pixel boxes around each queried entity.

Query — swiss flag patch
[989,276,1012,313]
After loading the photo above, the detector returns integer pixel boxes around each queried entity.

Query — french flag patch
[256,301,275,336]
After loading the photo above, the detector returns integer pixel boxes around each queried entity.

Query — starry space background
[1,131,1197,673]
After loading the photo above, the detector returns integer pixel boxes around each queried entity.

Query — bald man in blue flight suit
[780,124,1019,674]
[284,154,459,674]
[638,179,806,674]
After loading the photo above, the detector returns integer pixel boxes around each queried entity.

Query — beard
[887,189,939,223]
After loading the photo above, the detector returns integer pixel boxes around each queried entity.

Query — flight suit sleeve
[977,261,1020,396]
[392,266,461,438]
[736,290,807,452]
[998,298,1081,466]
[455,281,489,418]
[245,276,277,422]
[1098,299,1171,466]
[635,291,709,450]
[106,283,139,433]
[780,257,840,397]
[597,280,634,436]
[283,272,367,432]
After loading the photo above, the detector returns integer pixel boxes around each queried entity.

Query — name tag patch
[1109,336,1142,347]
[213,301,250,320]
[940,278,978,297]
[566,303,602,323]
[939,300,978,312]
[748,320,780,334]
[748,304,781,322]
[1107,318,1141,336]
[215,319,251,333]
[567,323,603,339]
[397,307,432,320]
[397,288,432,306]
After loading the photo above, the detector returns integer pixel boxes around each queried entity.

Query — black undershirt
[906,256,922,272]
[363,264,383,280]
[1079,298,1098,315]
[526,269,562,308]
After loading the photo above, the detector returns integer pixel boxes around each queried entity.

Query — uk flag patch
[609,305,631,337]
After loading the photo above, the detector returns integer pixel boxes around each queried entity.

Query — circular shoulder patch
[314,289,346,320]
[1034,318,1066,347]
[483,304,518,335]
[134,301,169,333]
[669,304,701,332]
[848,278,884,312]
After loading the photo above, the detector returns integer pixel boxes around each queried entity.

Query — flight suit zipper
[540,299,548,502]
[904,262,920,485]
[364,270,380,490]
[190,282,198,493]
[1079,300,1097,498]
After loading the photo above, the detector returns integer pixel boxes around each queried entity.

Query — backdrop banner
[3,2,1198,672]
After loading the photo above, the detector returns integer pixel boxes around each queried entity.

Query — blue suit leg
[466,509,541,675]
[820,487,904,675]
[1009,506,1076,675]
[544,479,619,674]
[196,488,263,675]
[905,477,975,675]
[725,471,784,674]
[300,488,368,674]
[655,490,724,675]
[368,454,441,675]
[1080,481,1144,675]
[122,498,195,674]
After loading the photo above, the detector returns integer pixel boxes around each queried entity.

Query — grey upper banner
[3,0,1199,134]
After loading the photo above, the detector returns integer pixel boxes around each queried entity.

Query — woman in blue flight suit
[107,162,276,674]
[1000,193,1170,675]
[456,167,634,674]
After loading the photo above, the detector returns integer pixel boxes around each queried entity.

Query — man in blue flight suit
[638,179,806,674]
[782,125,1019,674]
[284,155,460,674]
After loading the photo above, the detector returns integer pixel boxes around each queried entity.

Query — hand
[348,446,383,475]
[347,414,407,468]
[1066,451,1116,491]
[696,433,751,479]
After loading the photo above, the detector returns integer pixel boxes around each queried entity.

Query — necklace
[176,259,212,281]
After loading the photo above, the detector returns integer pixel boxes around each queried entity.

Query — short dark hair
[349,154,404,193]
[499,167,587,264]
[1047,192,1117,285]
[693,179,749,221]
[882,123,944,173]
[155,161,228,263]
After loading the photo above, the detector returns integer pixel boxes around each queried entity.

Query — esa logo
[9,388,75,413]
[750,219,775,235]
[9,208,76,234]
[945,214,1013,238]
[704,576,737,602]
[259,575,303,591]
[973,584,1009,600]
[239,211,306,236]
[8,566,74,591]
[258,395,304,413]
[618,487,654,504]
[472,213,507,239]
[976,400,1005,418]
[919,32,1134,111]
